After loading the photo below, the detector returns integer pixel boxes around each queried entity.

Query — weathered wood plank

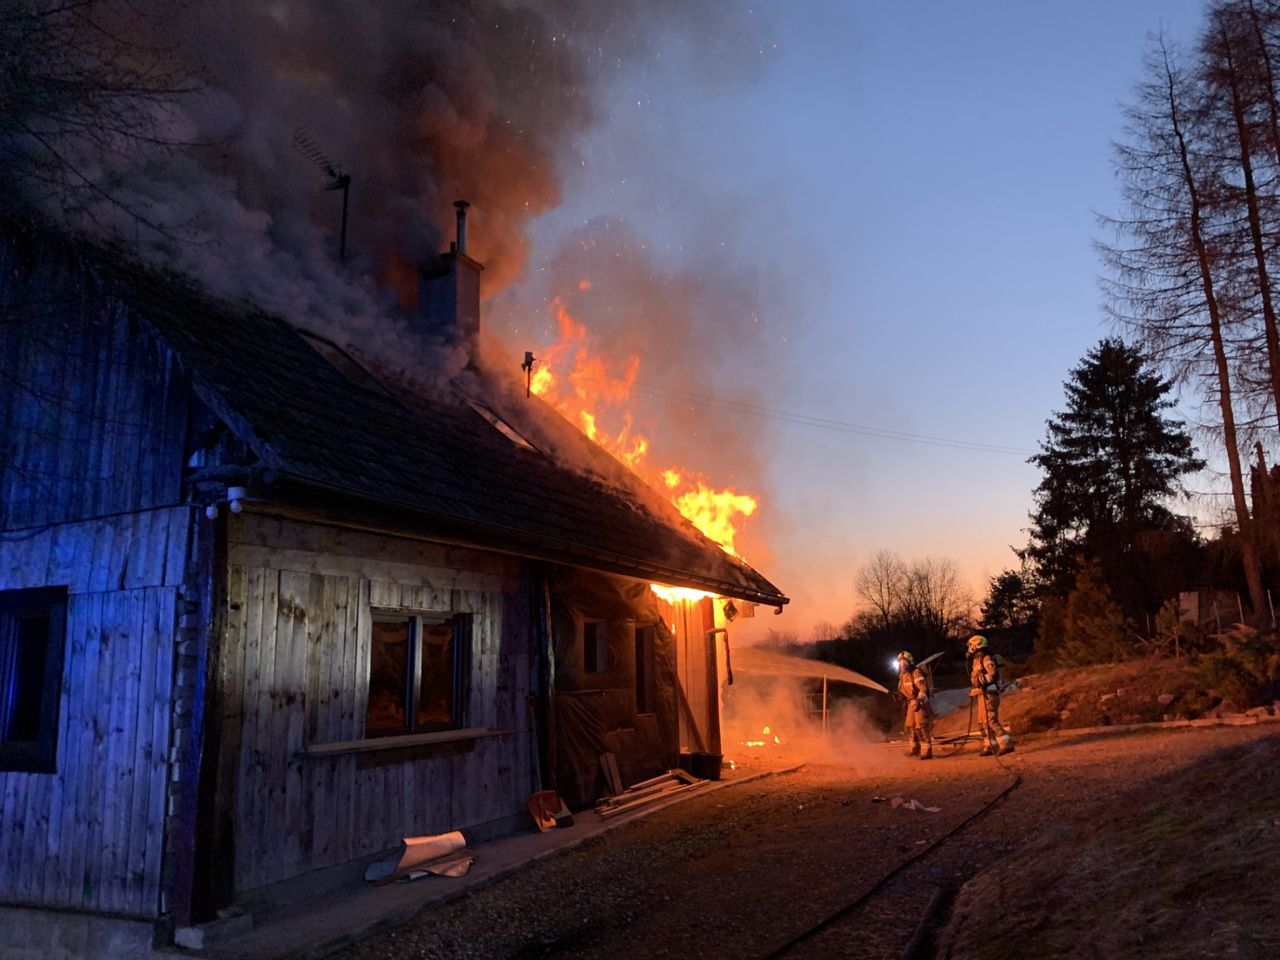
[96,589,144,912]
[39,594,79,903]
[332,578,359,865]
[214,563,248,906]
[236,545,510,595]
[126,588,162,915]
[0,524,54,591]
[143,586,174,915]
[279,569,311,880]
[235,566,266,890]
[79,590,120,909]
[235,515,516,577]
[165,506,193,587]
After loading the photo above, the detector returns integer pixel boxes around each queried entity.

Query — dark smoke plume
[3,1,764,360]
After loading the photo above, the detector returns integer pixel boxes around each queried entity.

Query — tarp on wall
[548,568,680,807]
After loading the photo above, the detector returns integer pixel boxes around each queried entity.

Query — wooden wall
[666,597,719,756]
[0,505,191,917]
[0,247,189,530]
[221,513,535,894]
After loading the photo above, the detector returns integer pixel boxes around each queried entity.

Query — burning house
[0,208,787,951]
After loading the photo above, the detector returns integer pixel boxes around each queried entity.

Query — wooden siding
[0,254,189,530]
[0,505,191,916]
[222,513,535,893]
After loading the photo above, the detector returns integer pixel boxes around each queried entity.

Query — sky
[491,0,1213,642]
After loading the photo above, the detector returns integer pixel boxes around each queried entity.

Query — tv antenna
[293,128,352,262]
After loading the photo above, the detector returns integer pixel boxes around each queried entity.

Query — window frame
[582,618,609,674]
[365,611,468,740]
[0,586,68,774]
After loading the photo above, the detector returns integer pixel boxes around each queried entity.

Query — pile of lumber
[595,767,705,820]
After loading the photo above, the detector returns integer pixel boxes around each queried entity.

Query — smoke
[723,676,885,769]
[13,0,768,378]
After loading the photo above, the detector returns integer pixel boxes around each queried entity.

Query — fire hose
[757,772,1022,960]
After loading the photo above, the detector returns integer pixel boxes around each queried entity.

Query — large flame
[530,293,759,565]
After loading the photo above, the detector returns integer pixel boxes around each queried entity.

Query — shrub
[1145,597,1205,658]
[1059,560,1137,665]
[1031,595,1067,669]
[1197,624,1280,706]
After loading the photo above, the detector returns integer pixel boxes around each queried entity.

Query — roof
[68,236,788,606]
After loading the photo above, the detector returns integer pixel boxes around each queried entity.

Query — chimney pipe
[454,200,470,256]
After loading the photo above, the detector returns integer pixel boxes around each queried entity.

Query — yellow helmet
[967,635,988,654]
[897,650,914,665]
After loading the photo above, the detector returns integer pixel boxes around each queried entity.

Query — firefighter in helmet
[896,651,933,760]
[967,635,1013,755]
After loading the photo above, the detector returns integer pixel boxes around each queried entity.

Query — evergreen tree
[1061,559,1135,665]
[1024,339,1204,608]
[979,570,1037,631]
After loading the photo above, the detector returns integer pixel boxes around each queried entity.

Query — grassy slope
[938,733,1280,959]
[930,659,1238,739]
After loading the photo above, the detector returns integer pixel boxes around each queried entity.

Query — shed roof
[84,242,788,606]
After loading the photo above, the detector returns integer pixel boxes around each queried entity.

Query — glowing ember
[741,725,782,749]
[529,294,758,556]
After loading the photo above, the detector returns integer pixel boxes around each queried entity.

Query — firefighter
[967,635,1013,756]
[896,651,933,760]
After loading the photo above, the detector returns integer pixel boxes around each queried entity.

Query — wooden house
[0,215,787,954]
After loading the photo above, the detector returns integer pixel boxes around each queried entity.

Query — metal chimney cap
[453,199,470,211]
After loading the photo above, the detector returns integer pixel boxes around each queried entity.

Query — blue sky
[499,1,1212,639]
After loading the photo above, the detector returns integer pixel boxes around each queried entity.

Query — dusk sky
[492,1,1214,641]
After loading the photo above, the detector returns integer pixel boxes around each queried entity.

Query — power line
[533,360,1035,456]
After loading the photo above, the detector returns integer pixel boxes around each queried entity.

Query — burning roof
[20,224,788,605]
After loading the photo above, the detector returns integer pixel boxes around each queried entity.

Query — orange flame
[529,293,759,565]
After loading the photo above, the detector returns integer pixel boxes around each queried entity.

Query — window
[635,625,657,714]
[365,614,466,738]
[0,587,67,773]
[583,619,608,673]
[467,400,538,451]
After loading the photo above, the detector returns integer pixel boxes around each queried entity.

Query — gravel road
[332,724,1279,960]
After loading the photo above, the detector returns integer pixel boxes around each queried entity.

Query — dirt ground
[330,722,1280,960]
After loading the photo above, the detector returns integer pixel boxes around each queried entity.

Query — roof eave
[244,476,790,607]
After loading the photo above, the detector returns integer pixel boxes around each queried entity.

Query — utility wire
[534,360,1034,456]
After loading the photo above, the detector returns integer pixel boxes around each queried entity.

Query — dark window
[0,587,67,773]
[635,625,657,714]
[583,620,608,673]
[366,614,466,738]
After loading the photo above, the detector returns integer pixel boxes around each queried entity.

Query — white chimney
[418,199,482,344]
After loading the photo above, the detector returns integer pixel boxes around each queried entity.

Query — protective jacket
[969,653,1000,693]
[968,652,1012,755]
[898,667,932,710]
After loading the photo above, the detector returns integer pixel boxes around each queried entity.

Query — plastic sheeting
[548,568,681,807]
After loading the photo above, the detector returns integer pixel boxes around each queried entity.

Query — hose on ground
[758,772,1022,959]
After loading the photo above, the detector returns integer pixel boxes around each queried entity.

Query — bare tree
[1204,2,1280,434]
[0,0,188,224]
[899,557,974,643]
[854,550,906,633]
[1101,35,1267,615]
[808,620,839,644]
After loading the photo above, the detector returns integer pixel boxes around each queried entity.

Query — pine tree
[1024,338,1204,608]
[1061,559,1135,665]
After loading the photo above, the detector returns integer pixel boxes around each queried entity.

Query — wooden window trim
[365,611,468,739]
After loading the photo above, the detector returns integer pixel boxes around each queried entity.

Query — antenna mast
[293,128,352,263]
